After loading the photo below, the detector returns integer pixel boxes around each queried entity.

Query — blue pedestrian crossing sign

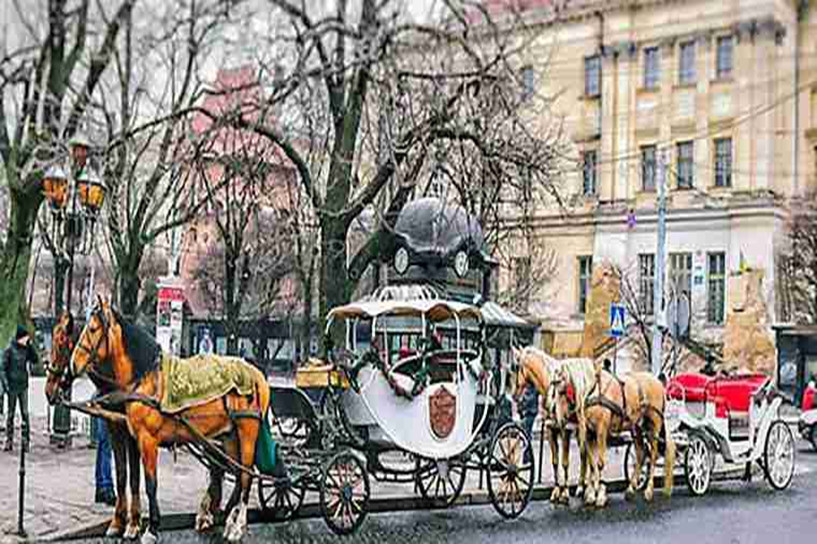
[609,303,626,338]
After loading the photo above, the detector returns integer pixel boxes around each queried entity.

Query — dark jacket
[2,341,38,393]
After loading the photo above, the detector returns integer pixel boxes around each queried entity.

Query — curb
[47,469,746,541]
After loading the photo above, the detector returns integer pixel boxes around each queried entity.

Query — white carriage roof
[327,298,482,322]
[480,301,535,329]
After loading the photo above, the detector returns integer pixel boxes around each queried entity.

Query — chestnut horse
[511,347,594,504]
[555,369,676,507]
[45,311,142,539]
[69,300,271,544]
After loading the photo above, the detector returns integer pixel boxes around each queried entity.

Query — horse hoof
[124,524,141,541]
[195,512,214,533]
[575,486,585,499]
[550,487,561,503]
[140,530,157,544]
[624,487,636,502]
[644,488,654,502]
[106,523,125,538]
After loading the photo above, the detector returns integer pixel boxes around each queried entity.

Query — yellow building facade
[503,0,817,365]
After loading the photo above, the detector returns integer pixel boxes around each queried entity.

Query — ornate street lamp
[41,132,106,447]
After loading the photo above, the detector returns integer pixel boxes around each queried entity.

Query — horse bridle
[68,305,118,389]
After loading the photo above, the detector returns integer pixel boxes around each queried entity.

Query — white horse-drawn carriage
[264,285,533,535]
[624,371,796,495]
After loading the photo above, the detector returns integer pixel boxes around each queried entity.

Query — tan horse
[559,370,676,507]
[511,347,594,504]
[45,311,142,540]
[69,300,271,544]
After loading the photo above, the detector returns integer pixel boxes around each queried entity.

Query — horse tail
[662,410,676,498]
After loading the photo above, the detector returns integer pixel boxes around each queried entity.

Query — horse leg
[137,432,161,544]
[225,417,261,543]
[125,433,142,541]
[106,424,127,538]
[583,430,597,507]
[644,428,660,502]
[195,466,222,533]
[594,430,609,508]
[548,426,560,503]
[625,434,645,501]
[575,417,588,499]
[558,428,571,504]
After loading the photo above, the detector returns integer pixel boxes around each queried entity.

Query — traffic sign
[610,303,626,338]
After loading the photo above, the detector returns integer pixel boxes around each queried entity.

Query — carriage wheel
[415,457,467,507]
[258,477,305,521]
[684,433,712,496]
[763,420,795,491]
[320,450,370,536]
[623,442,650,492]
[809,426,817,453]
[486,422,534,519]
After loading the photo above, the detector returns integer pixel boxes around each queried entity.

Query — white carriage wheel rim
[768,423,794,487]
[689,438,710,494]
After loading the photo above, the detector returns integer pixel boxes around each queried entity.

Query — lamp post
[42,133,106,447]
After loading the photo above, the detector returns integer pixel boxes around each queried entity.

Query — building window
[521,65,534,101]
[643,47,660,90]
[714,138,732,187]
[707,252,726,324]
[676,141,694,189]
[641,145,656,191]
[582,150,598,195]
[639,253,655,315]
[578,256,592,314]
[716,36,733,79]
[679,41,696,85]
[585,55,601,97]
[670,252,693,298]
[514,256,532,308]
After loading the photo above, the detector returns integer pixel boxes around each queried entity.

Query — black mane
[113,310,161,380]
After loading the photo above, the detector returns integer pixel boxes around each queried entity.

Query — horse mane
[113,310,161,380]
[561,357,598,406]
[521,346,561,375]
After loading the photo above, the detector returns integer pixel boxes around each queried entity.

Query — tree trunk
[319,220,349,355]
[53,256,69,317]
[224,256,239,356]
[118,267,142,321]
[300,256,315,364]
[0,186,43,344]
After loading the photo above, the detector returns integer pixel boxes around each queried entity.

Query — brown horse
[556,369,676,507]
[69,300,271,544]
[511,347,593,504]
[45,311,142,540]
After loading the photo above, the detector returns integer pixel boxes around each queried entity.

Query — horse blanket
[160,353,258,414]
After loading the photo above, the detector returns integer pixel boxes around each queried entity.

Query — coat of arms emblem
[429,386,457,439]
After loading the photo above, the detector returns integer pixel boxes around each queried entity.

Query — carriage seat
[667,373,712,402]
[706,374,768,423]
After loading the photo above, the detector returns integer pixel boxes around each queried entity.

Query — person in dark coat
[519,382,539,464]
[3,325,39,452]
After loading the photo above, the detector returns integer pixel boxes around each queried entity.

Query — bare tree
[1,0,137,340]
[198,0,574,351]
[778,198,817,324]
[191,122,295,355]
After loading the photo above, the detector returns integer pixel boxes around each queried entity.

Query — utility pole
[651,149,667,375]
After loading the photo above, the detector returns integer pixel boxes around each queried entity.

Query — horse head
[70,297,116,386]
[45,311,75,405]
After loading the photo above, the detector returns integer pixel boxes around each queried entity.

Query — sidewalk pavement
[0,416,636,543]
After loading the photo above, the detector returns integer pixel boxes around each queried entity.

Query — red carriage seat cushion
[705,374,768,416]
[667,373,712,402]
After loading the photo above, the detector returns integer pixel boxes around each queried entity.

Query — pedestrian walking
[93,415,116,506]
[519,382,539,464]
[3,325,38,452]
[0,360,5,433]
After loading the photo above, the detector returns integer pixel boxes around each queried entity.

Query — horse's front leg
[107,423,128,538]
[577,435,588,500]
[558,427,571,504]
[548,426,560,503]
[594,429,610,508]
[195,466,223,533]
[125,433,142,541]
[644,429,660,502]
[137,432,161,544]
[625,434,645,502]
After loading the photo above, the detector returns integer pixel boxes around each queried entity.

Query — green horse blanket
[160,353,258,414]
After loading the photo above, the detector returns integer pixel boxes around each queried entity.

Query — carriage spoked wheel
[319,450,370,536]
[415,457,467,507]
[258,477,305,521]
[623,442,650,492]
[684,432,713,496]
[486,422,534,519]
[763,420,795,491]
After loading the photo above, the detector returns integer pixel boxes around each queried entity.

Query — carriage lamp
[77,168,106,215]
[43,166,69,211]
[69,133,90,171]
